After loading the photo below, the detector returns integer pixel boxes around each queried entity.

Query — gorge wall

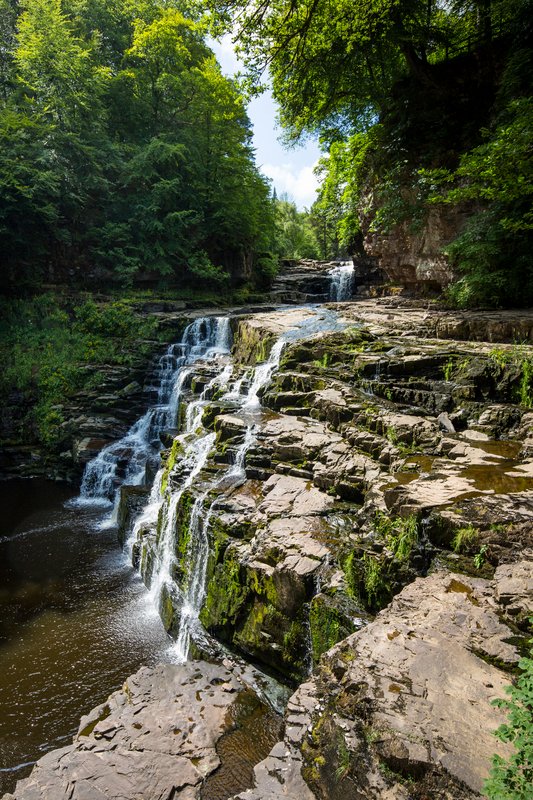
[360,196,465,293]
[4,294,532,800]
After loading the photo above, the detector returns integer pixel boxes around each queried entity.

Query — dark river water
[0,479,171,795]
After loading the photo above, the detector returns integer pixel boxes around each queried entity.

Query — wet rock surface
[2,661,282,800]
[131,300,532,682]
[270,260,336,304]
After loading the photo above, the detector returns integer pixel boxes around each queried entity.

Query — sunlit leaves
[0,0,277,290]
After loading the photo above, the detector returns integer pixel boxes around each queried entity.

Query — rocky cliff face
[238,564,530,800]
[6,297,532,800]
[361,197,465,292]
[117,300,532,682]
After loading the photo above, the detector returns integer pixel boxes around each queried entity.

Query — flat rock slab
[3,661,275,800]
[237,566,531,800]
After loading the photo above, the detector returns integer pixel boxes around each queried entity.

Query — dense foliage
[0,0,277,292]
[273,194,319,260]
[0,293,162,445]
[485,649,533,800]
[209,0,532,306]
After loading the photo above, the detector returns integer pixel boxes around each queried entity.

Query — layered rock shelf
[2,661,282,800]
[5,296,532,800]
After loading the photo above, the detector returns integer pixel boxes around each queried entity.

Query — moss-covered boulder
[200,543,310,681]
[117,484,150,546]
[232,319,278,365]
[309,592,365,663]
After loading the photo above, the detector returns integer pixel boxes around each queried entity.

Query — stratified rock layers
[237,565,530,800]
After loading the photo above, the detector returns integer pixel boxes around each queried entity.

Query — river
[0,479,171,795]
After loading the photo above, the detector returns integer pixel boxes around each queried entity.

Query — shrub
[485,649,533,800]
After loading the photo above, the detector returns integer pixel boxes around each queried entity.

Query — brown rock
[4,662,279,800]
[240,568,529,800]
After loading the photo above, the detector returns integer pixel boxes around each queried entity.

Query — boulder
[237,567,530,800]
[3,661,281,800]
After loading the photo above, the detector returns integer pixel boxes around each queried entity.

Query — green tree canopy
[206,0,519,140]
[0,0,278,292]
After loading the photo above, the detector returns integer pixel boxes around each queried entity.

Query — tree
[0,0,16,101]
[273,195,319,259]
[0,0,278,291]
[206,0,520,140]
[311,131,374,258]
[15,0,109,130]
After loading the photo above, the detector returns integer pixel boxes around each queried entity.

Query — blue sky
[212,36,322,210]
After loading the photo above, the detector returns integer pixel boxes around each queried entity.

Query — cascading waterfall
[329,260,355,301]
[125,329,290,661]
[135,336,287,660]
[242,339,285,410]
[172,423,257,661]
[148,429,216,609]
[130,308,351,659]
[76,316,231,509]
[111,307,348,662]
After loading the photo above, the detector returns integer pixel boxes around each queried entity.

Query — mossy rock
[140,541,155,588]
[200,551,249,631]
[174,490,195,586]
[200,547,310,681]
[309,592,362,663]
[232,320,277,365]
[234,600,308,681]
[160,438,184,494]
[117,484,150,546]
[281,328,375,372]
[159,583,181,635]
[343,546,416,613]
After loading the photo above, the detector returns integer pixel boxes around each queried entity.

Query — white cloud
[210,34,240,76]
[261,161,320,210]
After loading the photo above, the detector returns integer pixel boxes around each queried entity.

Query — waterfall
[148,429,216,610]
[115,307,348,662]
[242,339,285,409]
[329,260,354,301]
[76,316,231,508]
[128,333,288,661]
[172,423,256,661]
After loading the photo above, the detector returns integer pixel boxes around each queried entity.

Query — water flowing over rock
[328,261,355,302]
[269,260,355,304]
[76,317,231,507]
[5,296,532,800]
[110,298,532,675]
[120,307,349,664]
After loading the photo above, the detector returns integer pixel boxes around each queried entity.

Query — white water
[76,317,231,510]
[164,311,349,659]
[242,339,285,410]
[329,260,354,301]
[125,322,295,661]
[172,423,256,661]
[80,306,348,662]
[145,345,283,661]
